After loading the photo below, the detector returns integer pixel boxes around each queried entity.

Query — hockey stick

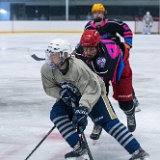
[79,127,94,160]
[27,48,45,61]
[24,125,56,160]
[81,132,94,160]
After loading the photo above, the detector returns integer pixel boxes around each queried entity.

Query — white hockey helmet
[45,38,72,69]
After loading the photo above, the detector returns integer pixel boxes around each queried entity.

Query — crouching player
[41,38,150,160]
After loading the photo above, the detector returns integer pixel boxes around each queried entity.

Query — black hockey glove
[72,106,88,133]
[59,88,80,106]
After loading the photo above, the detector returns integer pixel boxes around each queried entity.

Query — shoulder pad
[111,19,123,24]
[84,22,91,30]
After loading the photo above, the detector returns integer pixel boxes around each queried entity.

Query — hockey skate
[133,96,141,112]
[65,141,89,160]
[90,125,102,144]
[126,112,136,132]
[129,147,150,160]
[123,102,137,132]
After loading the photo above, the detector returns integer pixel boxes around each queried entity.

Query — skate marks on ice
[0,34,160,160]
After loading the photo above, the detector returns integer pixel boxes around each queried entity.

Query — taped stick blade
[27,48,34,56]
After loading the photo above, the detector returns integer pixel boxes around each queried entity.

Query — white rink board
[0,21,134,33]
[0,33,160,160]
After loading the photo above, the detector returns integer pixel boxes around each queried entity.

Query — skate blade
[135,107,141,112]
[66,154,90,160]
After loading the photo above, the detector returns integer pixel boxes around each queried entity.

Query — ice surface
[0,33,160,160]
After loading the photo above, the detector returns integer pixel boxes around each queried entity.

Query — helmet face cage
[45,51,62,70]
[45,39,72,70]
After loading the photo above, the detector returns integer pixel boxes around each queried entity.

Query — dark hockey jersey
[85,18,133,49]
[75,39,124,84]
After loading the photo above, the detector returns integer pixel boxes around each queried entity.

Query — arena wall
[0,21,135,34]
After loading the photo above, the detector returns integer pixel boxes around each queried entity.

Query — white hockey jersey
[41,57,106,112]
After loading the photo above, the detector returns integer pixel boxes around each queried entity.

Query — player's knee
[50,103,67,122]
[102,118,120,133]
[50,107,57,121]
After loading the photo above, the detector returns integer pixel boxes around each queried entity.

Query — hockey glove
[72,106,88,133]
[59,88,80,106]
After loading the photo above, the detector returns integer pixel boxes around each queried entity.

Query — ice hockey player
[41,38,150,160]
[85,3,140,110]
[77,3,141,140]
[75,29,138,141]
[143,11,153,34]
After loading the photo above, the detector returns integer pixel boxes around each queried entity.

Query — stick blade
[31,54,45,61]
[27,48,45,61]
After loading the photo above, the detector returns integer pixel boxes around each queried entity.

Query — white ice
[0,33,160,160]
